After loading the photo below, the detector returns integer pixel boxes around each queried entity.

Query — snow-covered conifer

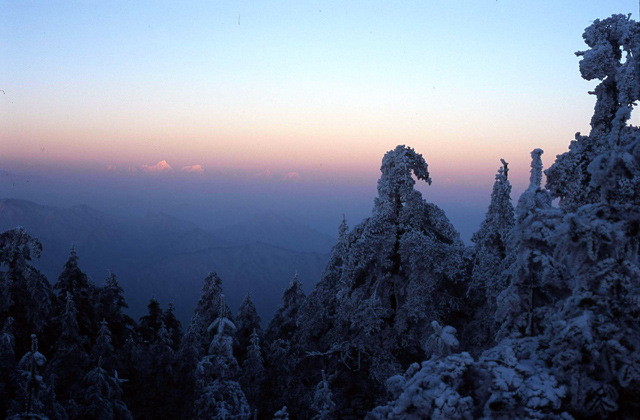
[240,329,265,412]
[91,319,115,369]
[191,272,233,353]
[265,274,306,343]
[54,245,99,341]
[234,292,262,365]
[48,292,89,404]
[466,160,515,348]
[163,303,182,350]
[79,360,133,420]
[97,271,133,349]
[194,294,250,420]
[496,150,566,339]
[138,297,164,343]
[0,228,52,355]
[311,370,335,420]
[8,335,49,420]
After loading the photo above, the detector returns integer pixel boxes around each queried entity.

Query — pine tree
[265,274,306,343]
[0,228,53,356]
[163,303,183,351]
[240,329,265,413]
[234,292,262,365]
[293,145,467,419]
[48,292,89,405]
[311,370,335,420]
[90,320,115,370]
[138,297,164,343]
[496,149,566,339]
[194,295,250,420]
[54,245,98,342]
[79,360,133,420]
[0,318,17,417]
[264,275,307,416]
[8,334,49,420]
[96,271,133,349]
[191,272,233,354]
[465,159,515,348]
[541,14,640,418]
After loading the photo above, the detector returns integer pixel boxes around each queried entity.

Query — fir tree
[0,318,17,417]
[54,245,98,342]
[8,335,49,420]
[542,14,640,418]
[138,297,164,343]
[79,360,133,420]
[234,292,262,365]
[48,292,89,405]
[194,295,250,420]
[96,271,133,349]
[163,303,183,351]
[191,272,233,353]
[0,228,53,356]
[293,145,467,419]
[265,274,306,343]
[90,320,115,370]
[311,370,335,420]
[496,149,566,339]
[465,159,515,349]
[240,329,265,413]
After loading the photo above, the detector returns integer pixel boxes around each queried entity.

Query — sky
[1,0,639,241]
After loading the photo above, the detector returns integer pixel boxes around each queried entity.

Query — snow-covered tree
[96,271,133,349]
[191,272,233,353]
[0,228,52,355]
[424,321,459,359]
[91,320,115,370]
[234,292,262,365]
[496,150,566,339]
[240,329,265,413]
[312,370,335,420]
[0,317,17,416]
[48,292,89,405]
[466,160,515,348]
[266,274,306,343]
[368,337,572,420]
[539,15,640,418]
[163,303,183,351]
[275,145,469,419]
[138,297,164,343]
[8,335,50,420]
[194,295,250,420]
[54,246,100,349]
[546,14,640,211]
[78,361,132,420]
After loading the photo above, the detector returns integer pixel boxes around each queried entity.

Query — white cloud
[180,164,205,174]
[141,160,174,174]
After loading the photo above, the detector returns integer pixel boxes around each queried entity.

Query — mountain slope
[0,198,330,323]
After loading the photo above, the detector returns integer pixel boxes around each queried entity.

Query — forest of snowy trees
[2,13,640,420]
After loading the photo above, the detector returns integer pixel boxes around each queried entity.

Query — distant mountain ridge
[211,212,337,254]
[0,198,332,323]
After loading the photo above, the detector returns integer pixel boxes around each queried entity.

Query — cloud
[180,164,205,174]
[282,171,302,182]
[255,169,273,180]
[141,160,174,174]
